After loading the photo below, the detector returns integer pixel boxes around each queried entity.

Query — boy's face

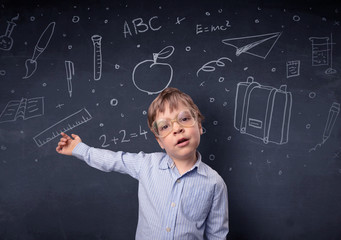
[154,102,203,163]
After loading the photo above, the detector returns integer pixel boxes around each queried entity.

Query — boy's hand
[56,132,82,156]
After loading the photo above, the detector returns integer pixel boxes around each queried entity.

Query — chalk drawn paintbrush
[23,22,56,79]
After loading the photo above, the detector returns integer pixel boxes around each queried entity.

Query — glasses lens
[154,119,171,137]
[178,110,196,127]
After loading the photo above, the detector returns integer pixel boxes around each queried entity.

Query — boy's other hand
[56,132,82,156]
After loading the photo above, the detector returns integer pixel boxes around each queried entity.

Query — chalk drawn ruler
[33,108,92,147]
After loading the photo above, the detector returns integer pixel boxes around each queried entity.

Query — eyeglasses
[152,109,197,138]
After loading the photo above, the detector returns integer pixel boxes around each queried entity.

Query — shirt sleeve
[72,142,145,180]
[204,177,229,240]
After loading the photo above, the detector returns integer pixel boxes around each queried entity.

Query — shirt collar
[194,152,207,177]
[159,152,207,177]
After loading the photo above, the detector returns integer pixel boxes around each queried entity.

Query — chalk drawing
[23,22,56,79]
[65,61,74,97]
[91,35,102,81]
[123,16,161,38]
[309,34,337,74]
[196,20,231,34]
[99,125,148,147]
[234,77,292,145]
[0,97,44,123]
[196,57,232,76]
[132,46,174,95]
[286,60,300,78]
[33,108,92,147]
[222,32,282,59]
[309,102,340,152]
[176,17,186,24]
[0,14,19,51]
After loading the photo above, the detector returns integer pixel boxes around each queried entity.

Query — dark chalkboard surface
[0,0,340,239]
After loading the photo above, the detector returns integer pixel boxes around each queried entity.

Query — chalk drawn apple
[132,46,174,95]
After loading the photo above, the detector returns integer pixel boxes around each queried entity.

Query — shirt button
[166,227,171,232]
[177,179,181,183]
[171,202,176,208]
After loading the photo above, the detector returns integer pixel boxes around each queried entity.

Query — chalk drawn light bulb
[132,46,174,95]
[0,14,19,51]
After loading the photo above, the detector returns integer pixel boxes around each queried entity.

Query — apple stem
[153,53,159,63]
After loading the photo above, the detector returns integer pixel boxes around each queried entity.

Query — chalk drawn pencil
[322,102,340,143]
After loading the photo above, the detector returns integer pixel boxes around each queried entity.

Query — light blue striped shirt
[72,142,229,240]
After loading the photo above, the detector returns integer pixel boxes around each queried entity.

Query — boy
[56,87,229,239]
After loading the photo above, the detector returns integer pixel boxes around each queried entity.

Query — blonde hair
[147,87,204,130]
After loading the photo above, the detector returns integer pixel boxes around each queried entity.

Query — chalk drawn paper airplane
[222,32,282,59]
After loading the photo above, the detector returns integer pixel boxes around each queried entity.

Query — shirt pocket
[180,187,213,222]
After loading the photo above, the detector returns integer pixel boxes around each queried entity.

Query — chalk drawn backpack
[234,77,292,145]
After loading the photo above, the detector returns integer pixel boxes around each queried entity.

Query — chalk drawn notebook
[0,97,44,123]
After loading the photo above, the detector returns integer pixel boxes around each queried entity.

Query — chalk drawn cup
[132,46,174,95]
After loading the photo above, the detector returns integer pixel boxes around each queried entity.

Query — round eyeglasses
[152,109,197,138]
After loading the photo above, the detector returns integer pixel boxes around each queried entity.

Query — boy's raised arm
[56,132,82,156]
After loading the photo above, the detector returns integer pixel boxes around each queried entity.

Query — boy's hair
[147,87,204,131]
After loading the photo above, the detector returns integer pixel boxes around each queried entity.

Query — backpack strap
[240,77,260,133]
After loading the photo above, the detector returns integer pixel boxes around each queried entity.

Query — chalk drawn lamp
[132,46,174,95]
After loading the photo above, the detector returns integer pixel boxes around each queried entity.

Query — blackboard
[0,0,340,239]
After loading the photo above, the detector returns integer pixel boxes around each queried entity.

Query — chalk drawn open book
[0,97,44,123]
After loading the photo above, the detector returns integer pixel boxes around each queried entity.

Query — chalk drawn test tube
[91,35,102,81]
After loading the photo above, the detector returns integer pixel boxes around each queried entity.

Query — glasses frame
[152,108,198,138]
